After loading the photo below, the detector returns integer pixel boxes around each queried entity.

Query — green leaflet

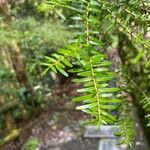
[41,62,50,66]
[100,104,117,110]
[96,76,114,82]
[83,81,94,87]
[97,84,108,88]
[52,53,63,59]
[55,9,66,20]
[132,49,144,64]
[82,118,100,126]
[76,103,97,110]
[79,59,86,66]
[84,83,108,88]
[71,16,83,21]
[94,68,109,72]
[82,109,98,117]
[77,87,95,93]
[56,61,65,69]
[100,98,122,103]
[101,115,115,124]
[72,94,93,102]
[68,68,84,73]
[69,25,83,29]
[62,58,73,67]
[106,23,115,33]
[72,77,92,83]
[44,56,56,62]
[50,65,57,73]
[58,48,70,56]
[99,87,120,93]
[90,37,104,46]
[145,60,150,68]
[100,109,116,122]
[91,54,106,63]
[55,64,69,77]
[77,71,91,76]
[95,72,114,78]
[98,61,112,66]
[90,40,99,46]
[83,98,97,103]
[41,65,51,76]
[101,93,114,98]
[89,16,100,24]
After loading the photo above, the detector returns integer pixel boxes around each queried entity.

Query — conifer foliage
[41,0,149,146]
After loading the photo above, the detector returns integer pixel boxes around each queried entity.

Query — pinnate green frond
[115,101,135,147]
[41,53,72,76]
[40,0,150,146]
[140,97,150,127]
[72,51,121,126]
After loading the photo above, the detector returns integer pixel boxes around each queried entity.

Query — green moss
[22,137,39,150]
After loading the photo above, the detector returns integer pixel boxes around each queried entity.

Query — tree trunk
[1,47,14,131]
[9,40,32,91]
[0,0,13,23]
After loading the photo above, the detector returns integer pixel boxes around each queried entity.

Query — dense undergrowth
[0,0,72,146]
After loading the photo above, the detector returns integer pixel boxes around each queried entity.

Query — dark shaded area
[117,32,150,145]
